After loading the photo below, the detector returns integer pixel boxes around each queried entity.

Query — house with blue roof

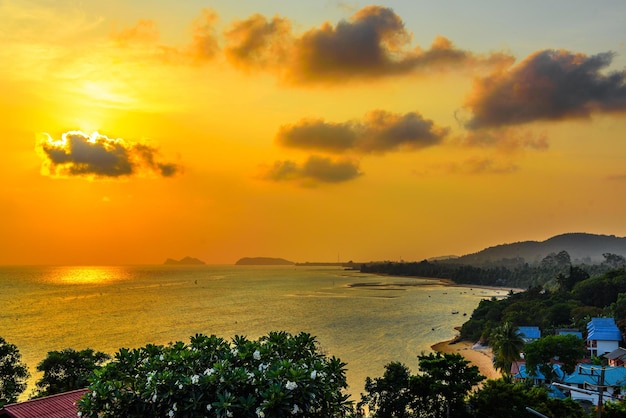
[561,364,626,405]
[513,362,565,384]
[587,317,622,357]
[517,326,541,343]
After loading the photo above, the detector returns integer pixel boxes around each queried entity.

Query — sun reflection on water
[46,266,128,284]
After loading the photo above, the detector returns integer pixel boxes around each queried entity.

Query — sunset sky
[3,0,626,265]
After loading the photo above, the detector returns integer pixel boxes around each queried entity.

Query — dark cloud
[465,49,626,129]
[224,14,292,69]
[276,110,448,154]
[223,6,511,83]
[276,119,357,152]
[263,156,362,185]
[37,131,182,179]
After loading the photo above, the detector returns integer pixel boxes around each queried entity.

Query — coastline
[359,272,510,381]
[431,338,501,380]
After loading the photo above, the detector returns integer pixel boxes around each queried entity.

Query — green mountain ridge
[452,232,626,266]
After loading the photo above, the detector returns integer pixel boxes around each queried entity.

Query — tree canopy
[0,337,30,407]
[490,322,524,376]
[358,352,484,418]
[523,334,586,380]
[78,332,353,417]
[34,347,109,397]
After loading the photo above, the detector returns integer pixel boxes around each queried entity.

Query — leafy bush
[78,331,353,417]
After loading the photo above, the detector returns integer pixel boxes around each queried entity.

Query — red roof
[0,389,87,418]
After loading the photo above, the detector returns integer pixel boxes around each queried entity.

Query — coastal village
[438,317,626,408]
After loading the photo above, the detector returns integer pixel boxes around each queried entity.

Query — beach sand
[431,339,501,381]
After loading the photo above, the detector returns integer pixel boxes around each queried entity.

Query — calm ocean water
[0,265,505,398]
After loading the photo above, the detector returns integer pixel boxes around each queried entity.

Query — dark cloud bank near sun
[37,131,182,179]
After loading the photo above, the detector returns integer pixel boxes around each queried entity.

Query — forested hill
[452,233,626,266]
[360,233,626,289]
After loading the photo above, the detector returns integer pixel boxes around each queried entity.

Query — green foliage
[0,337,30,407]
[572,269,626,307]
[611,293,626,321]
[603,400,626,417]
[523,335,585,380]
[358,362,412,418]
[78,331,353,417]
[34,348,109,397]
[358,352,484,418]
[556,266,590,292]
[490,322,524,376]
[468,378,588,417]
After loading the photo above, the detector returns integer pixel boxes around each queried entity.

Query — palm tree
[490,322,524,376]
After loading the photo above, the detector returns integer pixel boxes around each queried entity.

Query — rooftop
[0,389,87,418]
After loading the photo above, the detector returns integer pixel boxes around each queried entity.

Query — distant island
[235,257,295,266]
[164,256,206,265]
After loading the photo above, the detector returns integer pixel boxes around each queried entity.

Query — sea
[0,265,506,399]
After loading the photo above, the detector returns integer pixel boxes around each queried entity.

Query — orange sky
[2,1,626,265]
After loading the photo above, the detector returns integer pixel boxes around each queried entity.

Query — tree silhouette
[0,337,30,407]
[490,322,524,376]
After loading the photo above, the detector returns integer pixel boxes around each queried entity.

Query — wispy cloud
[276,110,448,154]
[37,131,182,179]
[189,8,220,61]
[458,127,549,152]
[110,19,160,47]
[224,14,292,70]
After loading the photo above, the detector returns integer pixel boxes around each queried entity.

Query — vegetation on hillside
[360,252,623,289]
[459,267,626,343]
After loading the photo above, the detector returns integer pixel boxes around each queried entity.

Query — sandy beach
[431,339,501,381]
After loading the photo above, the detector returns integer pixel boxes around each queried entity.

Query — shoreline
[431,338,501,380]
[360,271,524,293]
[361,272,510,381]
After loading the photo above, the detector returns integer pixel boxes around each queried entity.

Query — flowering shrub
[77,331,354,417]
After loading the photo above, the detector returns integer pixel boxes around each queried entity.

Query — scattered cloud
[444,157,520,175]
[607,173,626,181]
[109,9,220,64]
[110,19,160,46]
[459,127,549,152]
[224,14,292,70]
[277,110,448,154]
[465,49,626,130]
[262,155,362,186]
[223,6,512,84]
[189,8,220,61]
[37,131,182,179]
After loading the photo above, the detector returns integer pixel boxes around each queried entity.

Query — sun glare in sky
[2,1,626,265]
